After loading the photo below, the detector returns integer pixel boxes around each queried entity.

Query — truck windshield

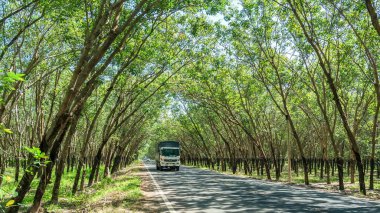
[161,148,179,156]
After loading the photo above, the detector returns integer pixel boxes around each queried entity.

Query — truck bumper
[159,162,180,170]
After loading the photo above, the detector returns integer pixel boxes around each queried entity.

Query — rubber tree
[7,1,166,211]
[286,0,367,194]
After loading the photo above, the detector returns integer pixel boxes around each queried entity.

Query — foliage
[1,0,380,210]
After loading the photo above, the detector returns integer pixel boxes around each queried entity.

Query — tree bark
[51,119,77,203]
[88,139,107,186]
[28,122,71,213]
[72,161,83,195]
[365,0,380,37]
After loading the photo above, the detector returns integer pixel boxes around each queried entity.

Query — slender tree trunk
[94,162,101,182]
[28,123,71,213]
[51,120,76,203]
[7,111,71,213]
[111,154,122,174]
[103,145,114,178]
[66,146,71,173]
[365,0,380,37]
[320,157,324,180]
[370,104,379,190]
[0,156,5,187]
[350,152,355,184]
[88,139,107,186]
[80,167,86,191]
[326,159,331,184]
[287,116,309,185]
[15,154,20,182]
[72,161,83,195]
[110,145,125,174]
[288,0,366,194]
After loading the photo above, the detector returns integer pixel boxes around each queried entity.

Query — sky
[207,0,243,25]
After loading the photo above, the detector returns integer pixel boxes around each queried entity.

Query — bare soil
[129,164,167,213]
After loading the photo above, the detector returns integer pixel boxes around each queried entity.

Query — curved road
[144,163,380,213]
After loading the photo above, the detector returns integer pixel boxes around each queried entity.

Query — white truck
[156,141,180,171]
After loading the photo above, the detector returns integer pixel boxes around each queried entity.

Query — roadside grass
[45,173,142,212]
[187,163,380,199]
[0,165,142,212]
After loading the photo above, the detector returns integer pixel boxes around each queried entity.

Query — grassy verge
[0,165,142,212]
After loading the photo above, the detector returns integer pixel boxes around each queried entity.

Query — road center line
[144,163,176,213]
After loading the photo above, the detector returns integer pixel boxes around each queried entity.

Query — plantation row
[182,157,380,182]
[0,0,226,212]
[146,0,380,197]
[1,0,380,212]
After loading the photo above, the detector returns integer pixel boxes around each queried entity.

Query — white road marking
[144,163,176,213]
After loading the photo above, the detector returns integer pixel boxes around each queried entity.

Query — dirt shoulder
[129,163,167,213]
[43,163,166,213]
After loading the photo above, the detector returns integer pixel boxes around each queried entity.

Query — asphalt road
[144,162,380,213]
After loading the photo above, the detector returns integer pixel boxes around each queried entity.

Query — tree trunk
[88,139,107,186]
[288,0,366,195]
[7,113,71,213]
[103,145,114,178]
[51,121,75,203]
[350,152,355,184]
[29,123,70,213]
[287,116,309,185]
[94,163,101,183]
[326,159,331,184]
[320,158,324,180]
[66,146,71,173]
[15,155,20,182]
[72,161,83,195]
[80,167,86,191]
[0,156,5,187]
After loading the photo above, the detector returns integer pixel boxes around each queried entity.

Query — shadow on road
[148,164,380,213]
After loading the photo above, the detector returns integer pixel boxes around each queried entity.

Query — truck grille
[164,159,177,162]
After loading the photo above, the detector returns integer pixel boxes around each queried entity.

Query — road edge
[144,163,177,213]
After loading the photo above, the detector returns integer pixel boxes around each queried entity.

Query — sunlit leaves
[0,71,25,91]
[24,146,49,161]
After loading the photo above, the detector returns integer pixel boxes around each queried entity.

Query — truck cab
[156,141,180,171]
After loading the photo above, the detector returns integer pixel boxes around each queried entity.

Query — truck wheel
[156,165,159,170]
[159,166,163,171]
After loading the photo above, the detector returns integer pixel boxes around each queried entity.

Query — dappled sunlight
[146,164,380,212]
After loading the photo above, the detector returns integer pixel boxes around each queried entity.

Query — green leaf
[3,128,13,134]
[6,72,25,82]
[0,189,4,200]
